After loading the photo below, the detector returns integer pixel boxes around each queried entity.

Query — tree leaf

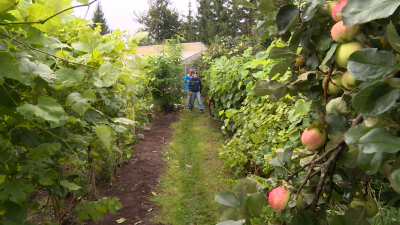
[321,43,337,65]
[66,93,91,116]
[38,170,59,186]
[358,151,391,175]
[0,178,34,204]
[341,0,400,26]
[343,206,370,225]
[16,96,65,125]
[348,49,397,81]
[344,124,373,146]
[95,125,117,151]
[357,128,400,154]
[392,169,400,186]
[246,192,266,218]
[299,209,319,225]
[326,113,350,137]
[352,82,400,116]
[60,180,81,191]
[301,0,324,22]
[269,59,292,79]
[215,190,240,207]
[253,80,286,96]
[387,21,400,53]
[276,4,300,35]
[269,46,296,59]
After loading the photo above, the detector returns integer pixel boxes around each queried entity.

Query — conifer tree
[91,2,110,35]
[181,0,196,42]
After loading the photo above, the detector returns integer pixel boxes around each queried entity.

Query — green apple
[268,186,290,214]
[350,195,379,218]
[331,21,359,43]
[326,1,337,15]
[332,0,347,22]
[341,71,356,90]
[322,73,343,94]
[300,125,327,150]
[335,42,363,68]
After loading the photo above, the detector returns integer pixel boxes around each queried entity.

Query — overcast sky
[72,0,196,35]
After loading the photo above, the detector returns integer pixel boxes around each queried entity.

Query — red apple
[331,21,359,43]
[323,73,343,95]
[268,186,290,214]
[301,126,327,150]
[335,41,363,68]
[332,0,347,22]
[341,71,356,90]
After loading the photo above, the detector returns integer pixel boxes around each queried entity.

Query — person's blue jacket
[183,74,191,91]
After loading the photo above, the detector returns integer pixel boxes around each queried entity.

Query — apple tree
[214,0,400,224]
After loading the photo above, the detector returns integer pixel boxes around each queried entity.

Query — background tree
[134,0,181,44]
[90,1,110,35]
[181,0,196,42]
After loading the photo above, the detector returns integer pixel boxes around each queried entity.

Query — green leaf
[246,192,266,218]
[392,169,400,186]
[301,0,324,22]
[56,68,85,86]
[66,92,92,116]
[387,22,400,53]
[0,0,15,9]
[343,206,370,225]
[95,61,122,87]
[299,209,319,225]
[26,4,47,22]
[269,46,296,59]
[250,134,262,144]
[342,0,400,26]
[126,55,146,71]
[358,151,390,175]
[215,190,240,207]
[0,52,22,81]
[276,4,300,35]
[352,82,400,116]
[0,179,34,204]
[257,0,274,15]
[71,41,93,53]
[253,80,287,96]
[344,123,373,146]
[326,113,350,136]
[331,215,344,225]
[321,43,337,65]
[269,58,292,79]
[16,96,65,125]
[113,118,134,126]
[60,180,81,191]
[39,170,59,186]
[294,99,312,115]
[95,125,117,150]
[233,0,255,8]
[348,49,397,81]
[357,128,400,154]
[128,32,149,47]
[317,30,334,52]
[326,97,350,115]
[28,143,61,159]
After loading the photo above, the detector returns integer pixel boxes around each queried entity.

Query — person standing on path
[183,69,193,109]
[188,71,205,113]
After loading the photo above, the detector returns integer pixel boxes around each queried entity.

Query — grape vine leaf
[27,143,61,159]
[56,68,85,86]
[60,180,81,191]
[16,96,65,125]
[341,0,400,26]
[0,178,34,204]
[66,91,96,116]
[392,169,400,186]
[95,125,117,151]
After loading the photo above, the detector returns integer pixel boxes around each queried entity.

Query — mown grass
[150,108,232,225]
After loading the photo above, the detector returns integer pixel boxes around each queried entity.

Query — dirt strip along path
[88,112,179,225]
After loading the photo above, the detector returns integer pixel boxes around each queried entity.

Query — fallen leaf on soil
[151,192,157,196]
[116,218,126,223]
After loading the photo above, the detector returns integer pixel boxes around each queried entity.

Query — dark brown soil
[88,112,179,225]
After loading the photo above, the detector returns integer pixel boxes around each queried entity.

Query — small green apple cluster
[324,0,362,94]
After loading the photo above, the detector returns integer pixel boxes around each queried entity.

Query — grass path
[150,109,232,224]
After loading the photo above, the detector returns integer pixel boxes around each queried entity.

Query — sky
[72,0,196,35]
